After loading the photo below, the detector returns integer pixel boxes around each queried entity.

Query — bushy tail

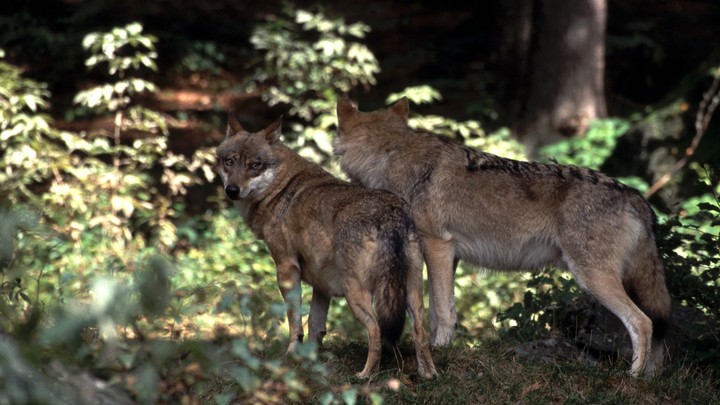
[625,193,672,343]
[375,229,409,345]
[627,235,672,343]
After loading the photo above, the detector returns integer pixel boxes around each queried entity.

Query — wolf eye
[248,162,262,170]
[223,158,234,167]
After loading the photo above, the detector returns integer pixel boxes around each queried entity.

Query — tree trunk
[509,0,608,155]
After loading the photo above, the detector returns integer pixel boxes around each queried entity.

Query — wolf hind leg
[343,276,382,379]
[423,237,457,347]
[308,290,331,347]
[625,239,672,377]
[571,263,653,377]
[406,239,438,378]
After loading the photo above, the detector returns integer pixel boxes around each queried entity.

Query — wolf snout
[225,184,241,200]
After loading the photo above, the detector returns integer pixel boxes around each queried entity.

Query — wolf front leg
[276,261,303,353]
[308,289,330,346]
[422,237,457,347]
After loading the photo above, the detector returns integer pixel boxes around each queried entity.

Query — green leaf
[296,10,313,24]
[125,22,143,36]
[697,202,719,213]
[341,388,357,405]
[82,33,98,49]
[318,392,335,405]
[214,392,237,405]
[231,366,261,393]
[386,85,442,105]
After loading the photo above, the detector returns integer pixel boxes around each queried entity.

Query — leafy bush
[1,201,361,404]
[538,118,631,170]
[0,49,81,207]
[70,22,214,255]
[659,194,720,371]
[249,6,379,166]
[0,20,398,404]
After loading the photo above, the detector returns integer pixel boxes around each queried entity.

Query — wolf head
[216,115,283,201]
[334,95,413,189]
[334,95,409,155]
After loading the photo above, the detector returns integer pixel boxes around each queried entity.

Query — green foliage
[73,22,162,123]
[178,41,226,75]
[63,22,214,265]
[0,20,385,402]
[538,118,631,170]
[81,23,158,76]
[659,194,720,371]
[386,85,442,105]
[0,204,362,404]
[249,6,379,165]
[251,7,378,113]
[495,269,580,341]
[0,49,81,206]
[453,267,528,340]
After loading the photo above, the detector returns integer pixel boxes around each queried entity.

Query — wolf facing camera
[216,114,438,379]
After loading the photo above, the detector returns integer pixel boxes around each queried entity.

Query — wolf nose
[225,184,240,200]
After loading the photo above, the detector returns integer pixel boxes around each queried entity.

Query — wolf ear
[389,97,409,121]
[337,94,358,129]
[262,115,283,144]
[227,113,245,138]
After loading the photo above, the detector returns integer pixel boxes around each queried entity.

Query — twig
[646,67,720,197]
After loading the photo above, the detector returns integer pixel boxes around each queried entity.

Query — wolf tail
[375,228,409,345]
[627,227,672,345]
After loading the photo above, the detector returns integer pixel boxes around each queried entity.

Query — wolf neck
[242,146,324,237]
[341,128,439,201]
[340,135,395,191]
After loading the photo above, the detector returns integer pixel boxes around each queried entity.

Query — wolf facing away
[216,115,437,379]
[334,96,672,377]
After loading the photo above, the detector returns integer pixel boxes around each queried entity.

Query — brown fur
[334,95,672,377]
[216,114,437,379]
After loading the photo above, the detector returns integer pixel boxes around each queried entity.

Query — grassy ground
[296,337,719,405]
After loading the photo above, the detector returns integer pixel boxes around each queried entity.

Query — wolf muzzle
[225,184,241,200]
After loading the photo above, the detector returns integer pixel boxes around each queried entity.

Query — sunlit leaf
[238,366,263,393]
[341,388,357,405]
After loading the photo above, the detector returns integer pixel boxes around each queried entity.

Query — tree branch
[646,67,720,198]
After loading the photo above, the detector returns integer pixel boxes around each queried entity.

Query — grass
[286,336,720,405]
[144,286,718,404]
